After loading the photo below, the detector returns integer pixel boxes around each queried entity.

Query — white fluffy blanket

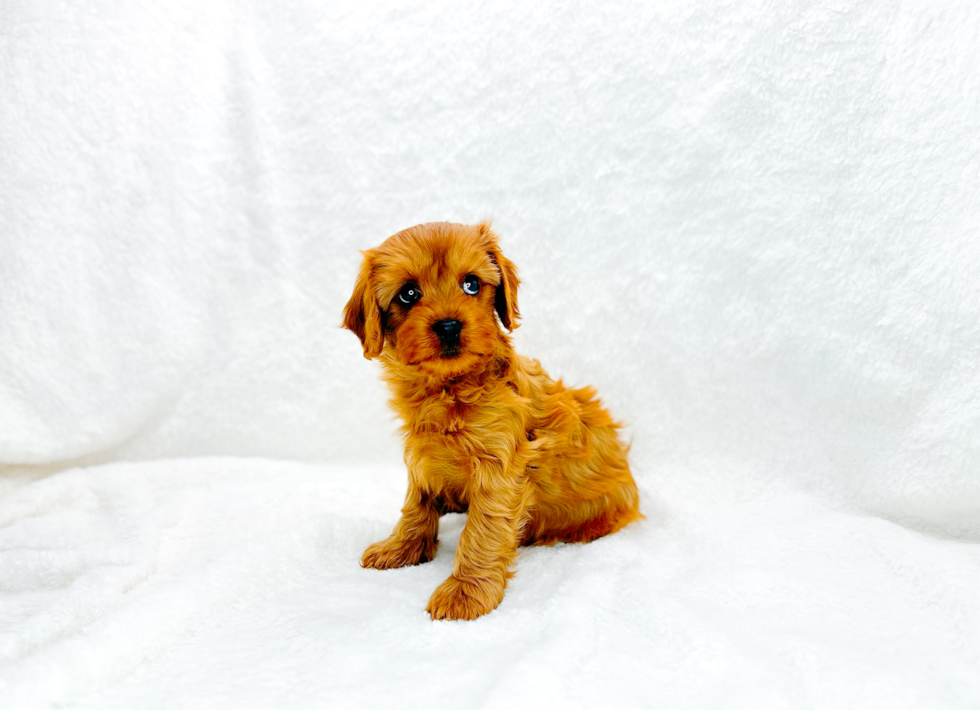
[3,459,979,708]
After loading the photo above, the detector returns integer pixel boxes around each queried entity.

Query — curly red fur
[344,221,640,620]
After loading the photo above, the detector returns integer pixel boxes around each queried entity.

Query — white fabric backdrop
[1,1,978,707]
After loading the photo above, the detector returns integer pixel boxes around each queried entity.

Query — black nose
[432,319,463,345]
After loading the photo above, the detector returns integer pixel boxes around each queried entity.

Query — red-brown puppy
[343,221,640,620]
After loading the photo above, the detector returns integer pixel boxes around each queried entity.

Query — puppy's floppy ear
[479,220,521,331]
[342,253,384,358]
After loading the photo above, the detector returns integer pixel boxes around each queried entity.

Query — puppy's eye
[397,283,421,306]
[461,275,480,296]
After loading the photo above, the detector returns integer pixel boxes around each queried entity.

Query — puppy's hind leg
[523,480,641,546]
[562,492,642,544]
[362,485,440,570]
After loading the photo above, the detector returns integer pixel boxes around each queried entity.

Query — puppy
[343,221,640,620]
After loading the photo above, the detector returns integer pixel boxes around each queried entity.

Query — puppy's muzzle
[432,319,463,349]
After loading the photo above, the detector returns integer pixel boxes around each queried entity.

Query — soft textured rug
[2,458,978,708]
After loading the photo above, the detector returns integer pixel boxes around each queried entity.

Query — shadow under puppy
[343,221,640,620]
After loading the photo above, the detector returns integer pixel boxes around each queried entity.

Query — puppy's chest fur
[382,351,605,510]
[383,354,545,495]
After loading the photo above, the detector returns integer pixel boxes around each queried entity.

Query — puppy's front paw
[426,576,503,621]
[361,535,436,570]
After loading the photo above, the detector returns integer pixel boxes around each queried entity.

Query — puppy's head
[343,221,519,376]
